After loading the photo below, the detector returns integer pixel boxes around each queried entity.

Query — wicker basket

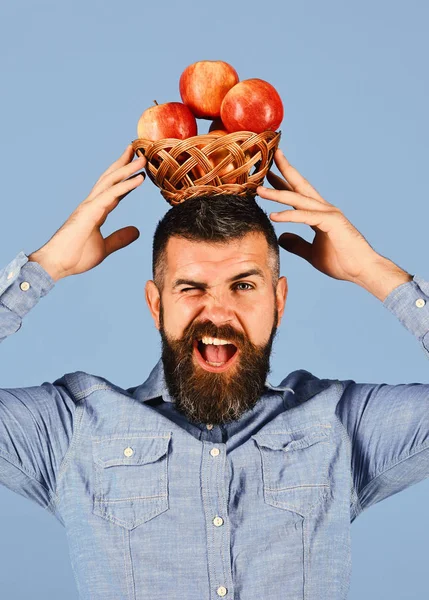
[131,130,281,206]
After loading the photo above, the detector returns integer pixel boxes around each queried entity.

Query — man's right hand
[28,145,146,282]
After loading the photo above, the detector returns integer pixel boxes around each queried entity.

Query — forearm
[28,250,63,283]
[354,256,413,302]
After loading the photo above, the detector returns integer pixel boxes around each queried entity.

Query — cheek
[161,299,196,338]
[247,298,277,343]
[247,315,273,345]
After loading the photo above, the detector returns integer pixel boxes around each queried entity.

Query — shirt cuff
[383,274,429,352]
[0,251,56,319]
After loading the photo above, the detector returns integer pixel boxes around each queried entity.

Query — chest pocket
[252,425,332,517]
[92,432,171,530]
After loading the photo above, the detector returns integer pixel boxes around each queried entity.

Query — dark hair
[152,193,280,291]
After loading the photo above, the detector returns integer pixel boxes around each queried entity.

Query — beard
[159,301,278,426]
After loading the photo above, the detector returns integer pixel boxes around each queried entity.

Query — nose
[199,290,235,327]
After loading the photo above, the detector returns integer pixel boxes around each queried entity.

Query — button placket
[202,442,232,598]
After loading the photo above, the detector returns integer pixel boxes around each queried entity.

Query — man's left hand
[257,149,382,285]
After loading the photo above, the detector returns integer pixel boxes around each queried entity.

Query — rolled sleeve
[0,251,55,341]
[383,274,429,352]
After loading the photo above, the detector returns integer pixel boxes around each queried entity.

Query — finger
[88,174,145,224]
[99,173,144,205]
[90,156,146,199]
[266,170,294,192]
[257,186,331,211]
[95,144,135,184]
[104,226,141,257]
[274,149,326,203]
[278,232,313,262]
[270,208,340,234]
[117,172,146,201]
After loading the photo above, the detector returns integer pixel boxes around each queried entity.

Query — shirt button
[6,271,14,280]
[213,516,224,527]
[20,281,30,291]
[217,586,228,597]
[206,423,214,430]
[123,447,134,457]
[416,298,426,308]
[210,448,220,457]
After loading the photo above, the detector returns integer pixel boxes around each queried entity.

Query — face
[145,232,288,425]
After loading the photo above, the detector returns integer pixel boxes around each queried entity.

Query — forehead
[164,232,271,279]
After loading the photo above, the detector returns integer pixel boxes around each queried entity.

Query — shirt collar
[130,357,294,404]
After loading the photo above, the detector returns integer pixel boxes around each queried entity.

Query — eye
[234,282,254,291]
[179,283,254,293]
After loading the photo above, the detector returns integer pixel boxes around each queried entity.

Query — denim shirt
[1,251,429,600]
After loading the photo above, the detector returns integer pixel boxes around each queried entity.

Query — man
[0,144,427,600]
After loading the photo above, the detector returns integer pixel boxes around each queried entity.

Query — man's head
[145,193,288,425]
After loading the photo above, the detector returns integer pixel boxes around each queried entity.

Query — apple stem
[153,100,159,106]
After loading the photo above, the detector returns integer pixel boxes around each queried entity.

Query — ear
[145,280,161,330]
[275,276,288,327]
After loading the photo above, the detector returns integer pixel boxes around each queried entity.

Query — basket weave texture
[131,130,281,206]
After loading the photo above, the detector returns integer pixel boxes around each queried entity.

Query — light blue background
[0,0,428,597]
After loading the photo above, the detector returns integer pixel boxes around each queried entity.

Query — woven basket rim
[131,130,281,206]
[132,129,281,146]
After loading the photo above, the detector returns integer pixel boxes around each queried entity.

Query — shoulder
[274,368,340,394]
[52,370,131,403]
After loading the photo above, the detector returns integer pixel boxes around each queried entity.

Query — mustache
[182,320,248,348]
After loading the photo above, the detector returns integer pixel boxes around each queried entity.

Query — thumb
[278,232,312,262]
[104,226,140,256]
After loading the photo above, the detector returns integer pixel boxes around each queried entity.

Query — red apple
[137,101,197,141]
[209,118,227,133]
[220,79,284,134]
[208,129,228,136]
[179,60,239,119]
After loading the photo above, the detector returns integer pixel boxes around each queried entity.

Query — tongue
[202,343,235,363]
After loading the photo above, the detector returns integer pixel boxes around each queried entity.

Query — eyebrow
[173,268,266,290]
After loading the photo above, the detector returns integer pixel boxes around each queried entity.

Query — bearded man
[0,146,427,600]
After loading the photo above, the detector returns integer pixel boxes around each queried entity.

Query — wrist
[354,256,413,302]
[27,250,64,282]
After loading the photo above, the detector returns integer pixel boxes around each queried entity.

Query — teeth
[200,336,230,346]
[206,361,226,366]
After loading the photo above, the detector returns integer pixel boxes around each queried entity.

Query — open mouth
[193,337,239,373]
